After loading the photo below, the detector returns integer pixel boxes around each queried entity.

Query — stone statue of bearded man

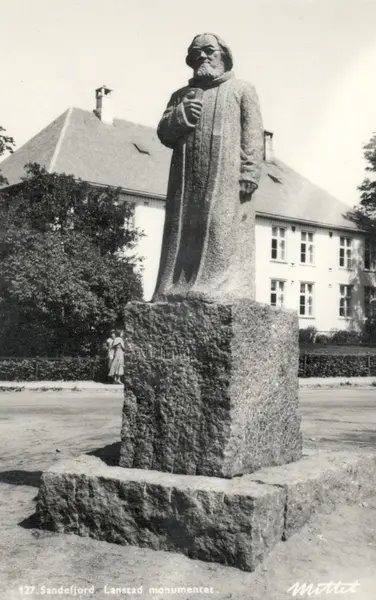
[152,33,264,302]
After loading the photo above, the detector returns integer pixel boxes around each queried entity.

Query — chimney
[264,130,274,162]
[95,85,113,124]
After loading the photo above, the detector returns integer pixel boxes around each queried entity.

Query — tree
[349,133,376,232]
[0,163,143,356]
[0,125,15,186]
[346,134,376,340]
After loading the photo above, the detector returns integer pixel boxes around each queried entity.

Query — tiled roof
[254,160,356,230]
[0,107,171,197]
[0,107,355,230]
[0,110,70,186]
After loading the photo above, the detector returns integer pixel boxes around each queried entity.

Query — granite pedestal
[120,299,302,477]
[35,298,376,572]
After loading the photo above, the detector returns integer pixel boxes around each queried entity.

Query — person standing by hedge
[108,330,124,384]
[105,330,116,378]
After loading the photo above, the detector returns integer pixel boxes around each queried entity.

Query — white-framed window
[299,282,314,316]
[364,286,376,319]
[339,236,352,268]
[339,284,352,318]
[364,238,376,271]
[300,231,314,264]
[271,226,286,261]
[270,279,285,307]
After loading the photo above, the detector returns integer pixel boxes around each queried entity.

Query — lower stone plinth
[120,299,302,477]
[36,450,376,572]
[37,454,285,572]
[248,449,376,539]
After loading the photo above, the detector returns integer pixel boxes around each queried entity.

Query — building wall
[255,216,376,331]
[133,198,165,301]
[131,201,376,330]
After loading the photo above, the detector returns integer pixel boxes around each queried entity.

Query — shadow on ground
[19,511,40,530]
[0,470,41,487]
[87,441,121,466]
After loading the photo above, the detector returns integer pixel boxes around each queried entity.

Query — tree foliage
[345,133,376,339]
[348,133,376,232]
[0,163,143,356]
[0,125,15,186]
[0,126,15,157]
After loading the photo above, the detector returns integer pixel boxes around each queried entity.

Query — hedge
[2,354,374,381]
[0,356,107,382]
[299,353,376,378]
[299,326,376,346]
[299,326,317,344]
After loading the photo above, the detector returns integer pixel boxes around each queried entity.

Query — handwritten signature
[287,581,360,596]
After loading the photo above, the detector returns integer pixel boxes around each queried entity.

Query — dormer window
[133,143,150,155]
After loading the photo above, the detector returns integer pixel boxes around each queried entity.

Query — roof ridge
[71,106,159,132]
[49,107,73,172]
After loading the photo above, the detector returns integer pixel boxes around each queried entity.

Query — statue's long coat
[152,71,264,302]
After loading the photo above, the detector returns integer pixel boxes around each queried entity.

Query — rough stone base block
[249,449,376,539]
[120,299,302,477]
[36,451,376,572]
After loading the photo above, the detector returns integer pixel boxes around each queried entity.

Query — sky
[1,0,376,207]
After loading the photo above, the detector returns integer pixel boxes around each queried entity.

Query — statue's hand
[182,91,203,124]
[240,181,257,202]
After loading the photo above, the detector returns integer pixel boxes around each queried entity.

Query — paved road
[300,387,376,451]
[0,390,124,473]
[0,387,375,475]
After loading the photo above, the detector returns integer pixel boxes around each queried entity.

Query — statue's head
[186,33,233,81]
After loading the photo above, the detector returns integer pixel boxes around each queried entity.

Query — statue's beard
[194,62,225,80]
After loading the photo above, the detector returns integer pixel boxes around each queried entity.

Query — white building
[1,88,375,331]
